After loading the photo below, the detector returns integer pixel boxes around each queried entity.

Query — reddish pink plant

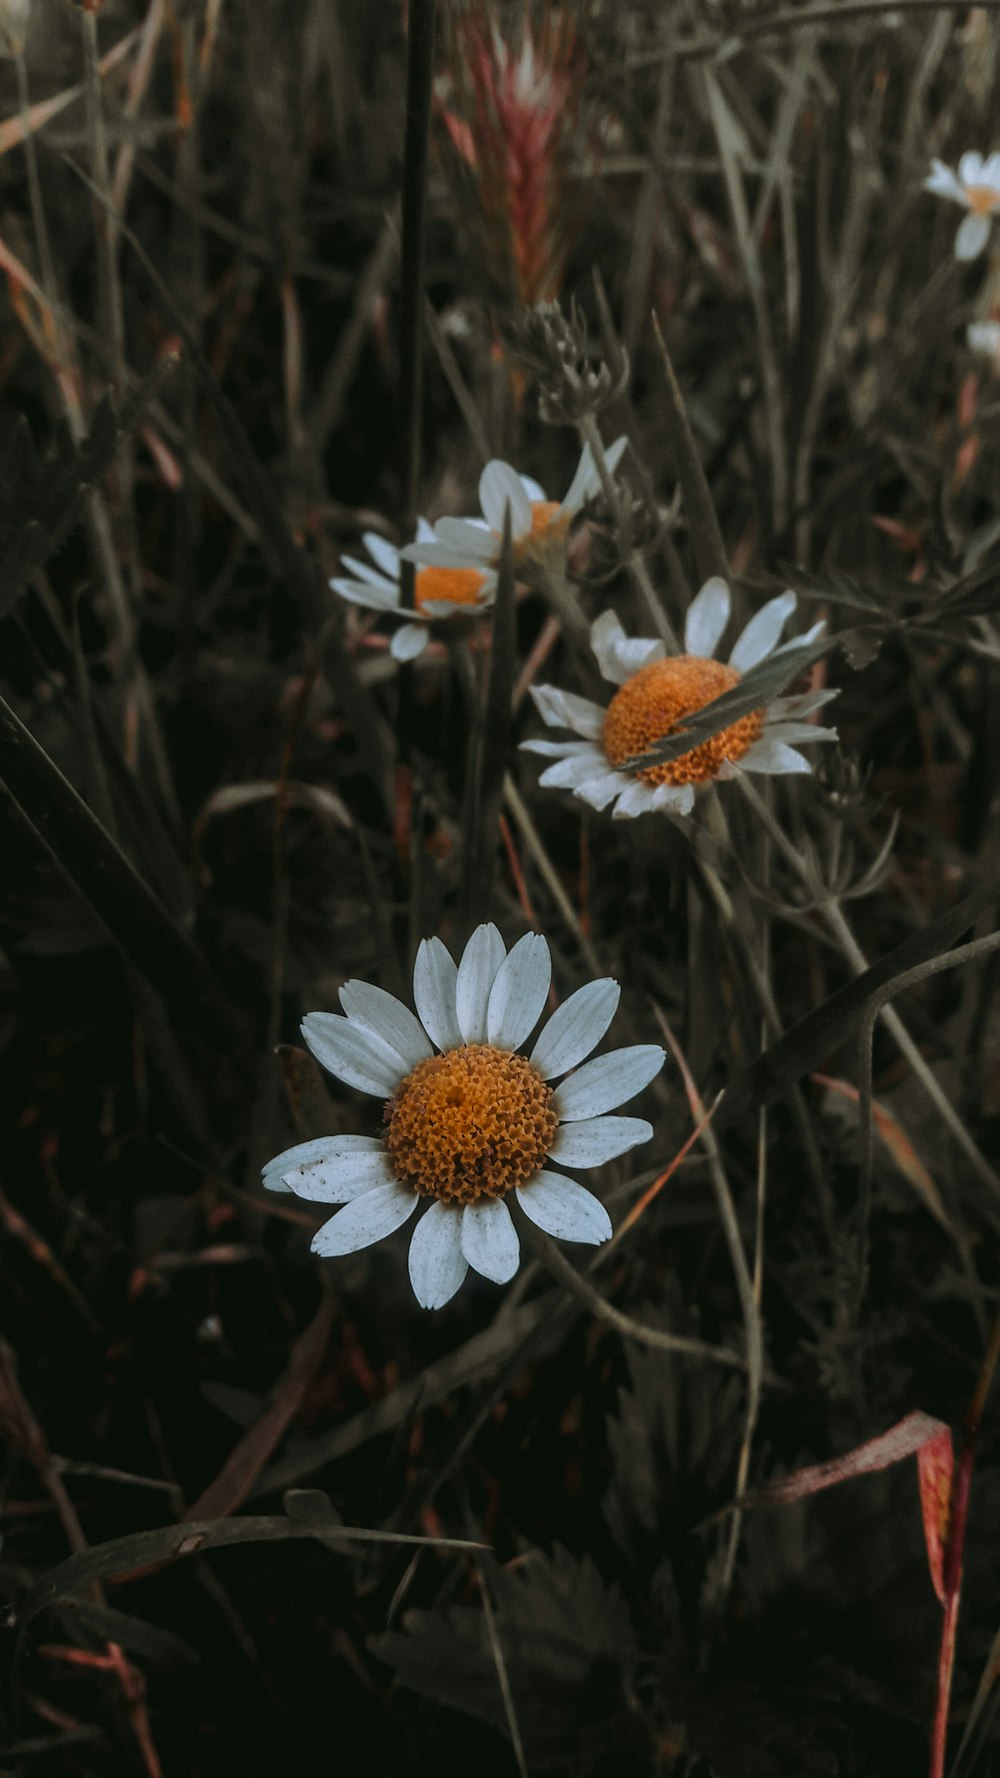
[437,6,586,307]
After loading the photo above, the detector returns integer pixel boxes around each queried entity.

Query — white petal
[552,1044,666,1120]
[486,932,552,1049]
[773,619,826,656]
[407,1202,468,1308]
[520,739,597,758]
[684,576,732,658]
[433,518,500,560]
[284,1146,395,1202]
[455,923,507,1043]
[574,770,625,811]
[330,576,401,613]
[520,473,546,501]
[530,683,605,740]
[399,541,478,570]
[924,159,964,202]
[728,592,797,671]
[559,441,600,513]
[362,532,401,578]
[549,1115,653,1167]
[420,597,489,619]
[262,1135,382,1193]
[339,980,434,1069]
[740,737,813,774]
[956,211,991,260]
[968,322,1000,355]
[611,780,657,819]
[982,152,1000,188]
[390,622,429,661]
[560,435,628,514]
[652,782,695,814]
[959,150,984,187]
[311,1182,418,1256]
[413,937,463,1051]
[538,751,607,790]
[769,688,839,719]
[416,516,435,541]
[480,460,532,536]
[516,1171,612,1244]
[460,1197,520,1283]
[530,978,621,1079]
[339,555,400,593]
[301,1012,406,1097]
[761,719,838,746]
[590,610,663,685]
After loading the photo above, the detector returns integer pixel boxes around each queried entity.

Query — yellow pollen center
[384,1044,558,1205]
[414,564,488,612]
[602,655,765,787]
[967,184,1000,216]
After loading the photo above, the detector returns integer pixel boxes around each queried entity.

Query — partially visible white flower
[521,578,837,820]
[0,1,31,53]
[925,152,1000,260]
[330,520,496,662]
[264,924,665,1309]
[399,437,628,577]
[967,320,1000,364]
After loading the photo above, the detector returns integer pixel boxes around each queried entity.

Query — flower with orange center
[925,152,1000,260]
[522,579,838,820]
[263,925,665,1309]
[400,439,627,582]
[331,519,495,663]
[413,564,489,613]
[602,656,765,788]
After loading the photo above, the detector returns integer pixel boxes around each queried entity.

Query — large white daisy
[330,519,496,663]
[398,438,628,578]
[264,925,664,1309]
[521,578,837,820]
[925,152,1000,260]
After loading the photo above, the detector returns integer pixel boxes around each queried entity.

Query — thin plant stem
[737,775,1000,1203]
[522,1221,749,1372]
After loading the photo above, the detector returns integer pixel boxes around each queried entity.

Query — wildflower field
[3,1,1000,1772]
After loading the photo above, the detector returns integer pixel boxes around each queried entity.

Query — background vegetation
[1,1,999,1773]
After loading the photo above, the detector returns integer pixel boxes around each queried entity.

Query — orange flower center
[414,565,488,612]
[967,184,1000,216]
[384,1044,557,1204]
[602,656,765,787]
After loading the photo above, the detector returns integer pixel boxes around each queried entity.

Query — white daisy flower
[521,578,837,820]
[264,925,664,1309]
[924,152,1000,260]
[967,320,1000,363]
[330,520,496,663]
[398,438,628,578]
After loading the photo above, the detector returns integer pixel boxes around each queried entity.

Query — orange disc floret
[414,564,488,612]
[602,656,765,787]
[967,184,1000,216]
[384,1044,558,1205]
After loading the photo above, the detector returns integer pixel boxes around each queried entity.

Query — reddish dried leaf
[757,1410,948,1506]
[918,1425,955,1605]
[813,1071,953,1231]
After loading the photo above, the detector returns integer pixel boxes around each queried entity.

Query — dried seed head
[513,298,628,424]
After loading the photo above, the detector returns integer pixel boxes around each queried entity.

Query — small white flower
[967,320,1000,363]
[521,578,837,820]
[330,521,496,662]
[264,925,665,1308]
[399,438,628,578]
[924,152,1000,260]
